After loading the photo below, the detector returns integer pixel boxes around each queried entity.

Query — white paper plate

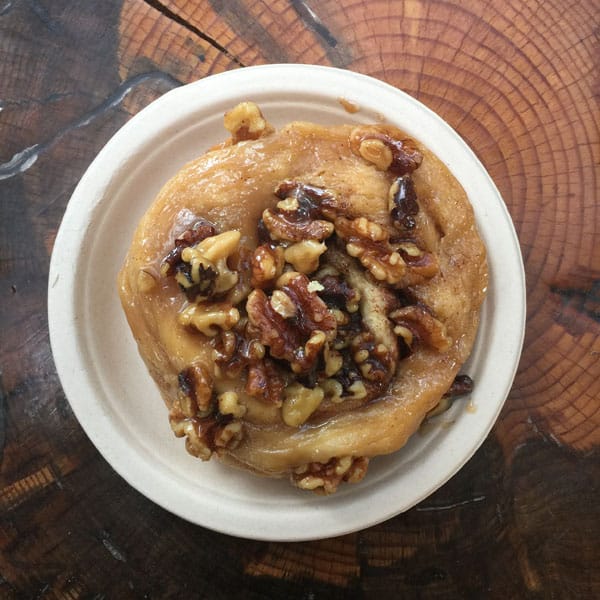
[48,65,525,541]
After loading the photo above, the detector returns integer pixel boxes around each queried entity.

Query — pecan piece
[390,304,451,352]
[350,125,422,175]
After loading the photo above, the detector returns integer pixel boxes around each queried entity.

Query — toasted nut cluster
[262,207,334,242]
[224,101,273,143]
[350,331,395,384]
[178,302,240,337]
[390,305,452,351]
[335,216,439,287]
[292,456,369,494]
[161,220,217,276]
[335,216,408,285]
[282,382,325,427]
[260,180,339,243]
[169,414,243,460]
[349,125,423,175]
[246,273,336,373]
[160,219,218,300]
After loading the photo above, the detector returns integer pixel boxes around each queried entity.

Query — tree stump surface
[0,0,597,597]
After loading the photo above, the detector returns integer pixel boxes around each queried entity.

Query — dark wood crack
[551,279,600,324]
[0,70,182,180]
[143,0,246,67]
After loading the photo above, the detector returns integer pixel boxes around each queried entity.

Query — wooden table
[1,0,598,597]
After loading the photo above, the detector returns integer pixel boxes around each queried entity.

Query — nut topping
[246,358,287,405]
[246,273,336,374]
[177,364,213,416]
[284,240,327,274]
[390,304,451,352]
[178,302,240,337]
[350,125,423,175]
[224,101,273,143]
[282,383,324,427]
[262,207,333,242]
[161,219,217,278]
[335,216,408,285]
[291,456,369,493]
[251,244,284,288]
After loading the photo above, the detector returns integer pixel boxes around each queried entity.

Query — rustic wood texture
[0,0,598,597]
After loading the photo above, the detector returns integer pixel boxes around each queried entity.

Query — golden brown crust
[118,106,487,492]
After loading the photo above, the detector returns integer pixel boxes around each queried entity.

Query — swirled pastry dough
[118,103,488,493]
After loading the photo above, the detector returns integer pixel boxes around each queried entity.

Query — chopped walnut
[320,378,344,403]
[260,181,340,243]
[349,125,422,175]
[177,364,213,416]
[335,216,439,286]
[262,207,333,243]
[161,219,217,277]
[179,230,240,298]
[223,101,273,143]
[218,391,246,418]
[291,456,369,494]
[251,244,284,288]
[335,216,408,285]
[284,240,327,274]
[350,331,395,385]
[270,289,297,319]
[178,302,240,337]
[246,358,287,405]
[316,273,361,313]
[169,413,244,460]
[274,180,340,219]
[282,382,324,427]
[246,274,336,373]
[390,304,451,351]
